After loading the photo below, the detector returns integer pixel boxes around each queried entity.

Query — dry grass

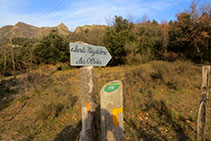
[0,61,210,140]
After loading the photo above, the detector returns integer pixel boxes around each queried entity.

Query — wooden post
[201,66,210,91]
[197,66,210,141]
[79,66,97,141]
[101,80,124,141]
[10,39,16,79]
[3,48,7,74]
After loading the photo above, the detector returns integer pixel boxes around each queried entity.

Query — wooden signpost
[70,43,112,66]
[101,80,124,141]
[70,42,112,141]
[197,66,210,141]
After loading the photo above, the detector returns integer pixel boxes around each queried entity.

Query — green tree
[33,30,69,64]
[103,16,136,65]
[134,21,162,61]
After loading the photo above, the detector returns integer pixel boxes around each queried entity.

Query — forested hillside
[0,1,210,77]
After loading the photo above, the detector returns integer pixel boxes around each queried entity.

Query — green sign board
[104,82,120,93]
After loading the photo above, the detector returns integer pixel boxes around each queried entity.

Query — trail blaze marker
[70,43,112,66]
[101,80,124,141]
[112,107,123,126]
[104,82,120,93]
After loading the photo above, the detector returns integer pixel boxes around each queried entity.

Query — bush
[33,30,69,64]
[103,16,137,65]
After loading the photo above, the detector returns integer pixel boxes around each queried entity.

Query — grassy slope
[0,61,210,141]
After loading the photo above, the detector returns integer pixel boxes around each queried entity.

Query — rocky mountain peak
[15,22,26,26]
[57,23,69,29]
[56,23,70,35]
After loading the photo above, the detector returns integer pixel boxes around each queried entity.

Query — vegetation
[0,61,210,140]
[103,16,136,65]
[0,1,210,140]
[168,1,211,62]
[33,30,69,64]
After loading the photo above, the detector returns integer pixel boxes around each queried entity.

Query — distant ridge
[0,22,71,40]
[74,24,107,33]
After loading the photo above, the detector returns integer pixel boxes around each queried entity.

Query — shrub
[36,102,63,120]
[103,16,137,65]
[33,30,69,64]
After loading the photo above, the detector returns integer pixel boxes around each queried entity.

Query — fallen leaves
[137,112,149,121]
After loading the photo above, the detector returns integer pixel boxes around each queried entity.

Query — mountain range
[0,22,108,45]
[0,22,70,40]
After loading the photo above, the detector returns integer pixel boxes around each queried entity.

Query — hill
[74,24,107,33]
[0,61,210,140]
[0,22,107,41]
[0,22,71,41]
[72,24,107,46]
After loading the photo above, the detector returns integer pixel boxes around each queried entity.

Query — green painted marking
[104,82,120,93]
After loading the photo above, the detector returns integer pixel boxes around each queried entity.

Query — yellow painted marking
[86,102,90,112]
[112,107,123,126]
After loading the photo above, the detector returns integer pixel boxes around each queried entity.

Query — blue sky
[0,0,209,31]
